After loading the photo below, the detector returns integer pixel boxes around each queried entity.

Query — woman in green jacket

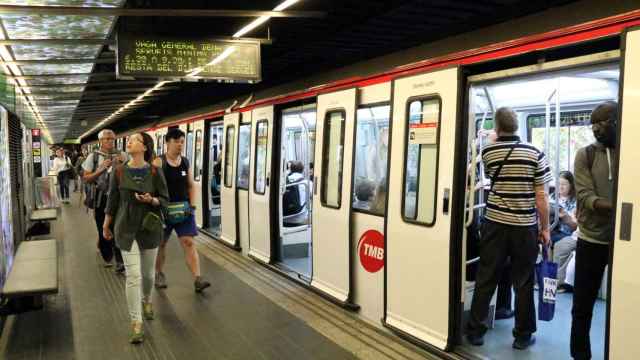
[103,132,169,344]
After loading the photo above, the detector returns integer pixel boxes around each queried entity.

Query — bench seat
[30,209,57,222]
[2,239,58,298]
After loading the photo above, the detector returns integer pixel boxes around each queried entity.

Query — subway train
[0,5,634,360]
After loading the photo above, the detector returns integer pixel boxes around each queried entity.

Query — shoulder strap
[115,164,124,185]
[92,151,99,172]
[585,144,596,172]
[488,141,519,194]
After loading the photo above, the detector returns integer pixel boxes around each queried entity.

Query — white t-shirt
[51,156,71,174]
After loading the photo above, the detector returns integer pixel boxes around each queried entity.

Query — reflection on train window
[156,134,162,155]
[352,105,390,216]
[194,130,202,181]
[403,97,441,225]
[321,110,346,208]
[186,131,194,168]
[254,120,268,194]
[236,124,251,190]
[224,126,235,188]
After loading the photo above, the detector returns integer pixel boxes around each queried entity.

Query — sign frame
[116,31,262,83]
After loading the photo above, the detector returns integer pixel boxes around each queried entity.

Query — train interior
[461,62,619,359]
[352,105,390,215]
[205,123,224,236]
[276,106,316,279]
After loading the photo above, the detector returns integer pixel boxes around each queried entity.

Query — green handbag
[165,201,191,225]
[142,212,163,233]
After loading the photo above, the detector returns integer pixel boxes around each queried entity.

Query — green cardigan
[105,163,169,251]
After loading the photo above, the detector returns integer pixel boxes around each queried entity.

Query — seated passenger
[287,160,305,184]
[353,179,375,210]
[551,171,578,293]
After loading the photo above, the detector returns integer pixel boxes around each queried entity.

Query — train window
[186,131,194,168]
[254,120,268,194]
[402,97,441,226]
[236,124,251,190]
[352,104,390,216]
[156,134,161,155]
[224,126,235,188]
[194,130,202,181]
[321,110,346,209]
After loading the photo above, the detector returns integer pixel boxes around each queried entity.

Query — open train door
[220,112,240,248]
[384,67,460,350]
[311,88,356,303]
[609,27,640,359]
[248,105,274,263]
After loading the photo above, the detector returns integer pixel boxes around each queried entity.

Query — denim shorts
[164,214,198,239]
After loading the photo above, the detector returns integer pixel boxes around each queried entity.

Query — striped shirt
[482,136,552,226]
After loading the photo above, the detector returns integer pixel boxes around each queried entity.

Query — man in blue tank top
[153,128,210,293]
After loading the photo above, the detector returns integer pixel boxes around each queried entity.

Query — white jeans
[121,241,158,322]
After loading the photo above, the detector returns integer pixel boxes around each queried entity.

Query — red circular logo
[358,230,385,273]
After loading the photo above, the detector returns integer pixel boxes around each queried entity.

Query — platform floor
[0,194,434,360]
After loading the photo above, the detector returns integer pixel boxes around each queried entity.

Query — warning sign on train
[408,122,437,145]
[358,230,385,273]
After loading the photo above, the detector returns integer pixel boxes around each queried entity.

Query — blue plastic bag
[536,245,558,321]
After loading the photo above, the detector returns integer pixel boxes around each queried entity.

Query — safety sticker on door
[358,230,385,273]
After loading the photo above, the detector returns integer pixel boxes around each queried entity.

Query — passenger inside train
[463,63,618,359]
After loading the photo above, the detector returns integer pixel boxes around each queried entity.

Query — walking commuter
[466,107,552,350]
[83,129,126,272]
[103,132,169,344]
[52,148,73,203]
[570,101,618,360]
[153,128,211,293]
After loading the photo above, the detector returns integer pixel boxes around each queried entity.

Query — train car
[102,6,640,359]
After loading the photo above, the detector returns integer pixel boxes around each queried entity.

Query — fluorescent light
[187,46,236,77]
[233,0,301,38]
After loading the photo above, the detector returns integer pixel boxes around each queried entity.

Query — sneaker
[194,276,211,293]
[495,308,515,320]
[558,284,573,293]
[466,333,484,346]
[142,301,154,320]
[513,335,536,350]
[129,321,144,344]
[115,263,125,275]
[155,272,167,289]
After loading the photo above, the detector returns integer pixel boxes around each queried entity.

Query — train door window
[194,130,202,181]
[352,104,390,215]
[224,126,235,187]
[402,97,441,225]
[156,134,162,155]
[236,124,251,190]
[254,120,268,194]
[320,110,346,208]
[186,129,194,167]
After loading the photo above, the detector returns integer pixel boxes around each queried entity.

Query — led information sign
[117,32,261,82]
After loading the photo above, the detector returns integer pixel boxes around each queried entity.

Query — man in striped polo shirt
[466,107,552,350]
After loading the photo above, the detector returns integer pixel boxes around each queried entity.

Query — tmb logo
[358,230,384,273]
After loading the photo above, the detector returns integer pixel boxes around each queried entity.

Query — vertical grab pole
[552,79,561,230]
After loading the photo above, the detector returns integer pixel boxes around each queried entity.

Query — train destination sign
[117,32,261,82]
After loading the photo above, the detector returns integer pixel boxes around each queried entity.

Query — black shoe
[558,284,574,293]
[466,333,484,346]
[115,263,125,275]
[495,308,515,320]
[194,277,211,293]
[513,335,536,350]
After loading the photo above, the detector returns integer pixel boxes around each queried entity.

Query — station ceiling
[0,0,578,143]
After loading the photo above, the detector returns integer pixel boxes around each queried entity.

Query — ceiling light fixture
[232,0,301,38]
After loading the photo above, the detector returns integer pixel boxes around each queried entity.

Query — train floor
[461,288,606,360]
[0,193,433,360]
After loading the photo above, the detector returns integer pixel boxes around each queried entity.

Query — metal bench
[1,239,58,314]
[29,209,57,222]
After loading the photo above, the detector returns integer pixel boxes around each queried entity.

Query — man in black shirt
[153,128,210,293]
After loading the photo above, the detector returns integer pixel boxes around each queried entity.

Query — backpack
[83,152,100,209]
